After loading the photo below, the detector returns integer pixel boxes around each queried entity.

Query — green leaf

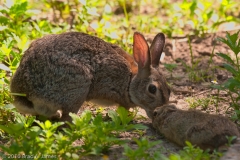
[71,153,79,159]
[226,31,239,53]
[218,31,240,55]
[108,110,121,126]
[0,123,24,135]
[126,124,147,130]
[216,53,234,64]
[217,37,227,44]
[3,104,15,110]
[9,1,28,17]
[92,113,103,126]
[164,63,178,71]
[0,125,15,134]
[206,10,213,19]
[10,92,27,96]
[223,63,238,76]
[209,84,222,90]
[226,78,240,92]
[189,1,197,17]
[0,17,9,25]
[131,124,147,130]
[116,107,132,125]
[168,154,181,160]
[35,120,45,129]
[70,111,92,127]
[44,120,52,129]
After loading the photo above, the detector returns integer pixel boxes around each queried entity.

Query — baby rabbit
[10,32,171,122]
[153,104,240,150]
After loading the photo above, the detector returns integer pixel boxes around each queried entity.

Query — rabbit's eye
[148,84,157,94]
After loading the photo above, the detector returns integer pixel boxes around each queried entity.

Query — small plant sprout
[226,136,238,147]
[164,63,177,78]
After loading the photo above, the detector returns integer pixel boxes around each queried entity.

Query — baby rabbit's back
[153,105,240,150]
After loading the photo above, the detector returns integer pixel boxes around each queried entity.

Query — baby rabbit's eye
[148,84,157,94]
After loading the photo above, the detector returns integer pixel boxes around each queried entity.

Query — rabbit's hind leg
[13,96,62,121]
[30,97,63,120]
[32,95,86,123]
[13,96,38,115]
[59,100,85,123]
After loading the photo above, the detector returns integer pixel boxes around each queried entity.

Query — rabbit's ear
[150,33,165,67]
[133,32,151,77]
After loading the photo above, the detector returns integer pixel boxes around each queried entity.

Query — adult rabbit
[11,32,171,122]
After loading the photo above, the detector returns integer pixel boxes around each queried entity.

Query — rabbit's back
[11,32,132,107]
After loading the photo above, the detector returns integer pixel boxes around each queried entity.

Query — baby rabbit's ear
[150,33,165,67]
[133,32,151,78]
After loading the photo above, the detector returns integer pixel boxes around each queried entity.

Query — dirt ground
[80,30,240,159]
[1,1,239,159]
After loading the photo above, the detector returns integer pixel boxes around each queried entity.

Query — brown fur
[10,32,170,122]
[153,105,240,150]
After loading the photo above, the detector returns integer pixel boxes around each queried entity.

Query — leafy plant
[214,31,240,119]
[168,0,240,37]
[169,141,222,160]
[122,137,166,160]
[182,35,217,83]
[0,0,31,39]
[0,107,147,159]
[186,96,217,110]
[226,136,238,146]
